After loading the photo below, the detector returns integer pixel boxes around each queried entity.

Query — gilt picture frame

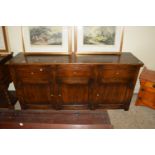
[22,26,72,55]
[0,26,9,53]
[75,26,124,55]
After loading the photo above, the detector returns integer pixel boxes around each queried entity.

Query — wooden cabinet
[136,67,155,109]
[8,53,143,110]
[0,53,17,108]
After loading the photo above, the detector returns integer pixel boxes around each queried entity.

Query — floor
[15,94,155,129]
[108,94,155,129]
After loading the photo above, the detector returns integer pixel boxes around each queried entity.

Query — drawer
[99,67,137,80]
[15,66,52,81]
[137,96,155,109]
[141,81,155,89]
[138,90,155,103]
[57,65,92,78]
[140,86,155,93]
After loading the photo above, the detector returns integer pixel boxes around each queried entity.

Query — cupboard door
[13,66,56,109]
[56,65,95,110]
[56,78,93,110]
[93,66,138,110]
[93,81,132,109]
[17,81,55,109]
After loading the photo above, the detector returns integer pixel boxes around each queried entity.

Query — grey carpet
[108,94,155,129]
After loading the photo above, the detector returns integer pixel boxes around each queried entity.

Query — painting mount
[74,26,124,55]
[22,26,72,55]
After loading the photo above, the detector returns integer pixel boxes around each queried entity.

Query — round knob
[97,94,99,97]
[31,72,34,75]
[59,94,61,96]
[19,123,24,126]
[40,68,43,72]
[116,72,119,75]
[51,94,54,96]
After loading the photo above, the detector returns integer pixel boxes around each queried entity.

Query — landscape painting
[83,26,116,45]
[22,26,70,54]
[29,26,62,46]
[76,26,123,54]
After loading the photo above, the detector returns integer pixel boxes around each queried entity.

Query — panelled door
[92,66,138,110]
[13,66,56,109]
[56,65,95,110]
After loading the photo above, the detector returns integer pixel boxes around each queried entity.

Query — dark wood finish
[0,91,17,108]
[0,53,17,108]
[0,110,113,129]
[136,67,155,109]
[7,52,143,110]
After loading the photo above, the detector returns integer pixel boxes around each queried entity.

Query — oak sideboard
[7,52,143,110]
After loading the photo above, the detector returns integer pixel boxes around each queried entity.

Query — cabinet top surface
[0,53,12,64]
[140,67,155,82]
[7,52,143,66]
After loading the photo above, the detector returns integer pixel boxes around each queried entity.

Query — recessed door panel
[19,82,55,109]
[93,82,129,105]
[56,77,92,110]
[61,84,89,104]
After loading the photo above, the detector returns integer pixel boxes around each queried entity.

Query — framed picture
[75,26,124,54]
[22,26,72,55]
[0,26,9,53]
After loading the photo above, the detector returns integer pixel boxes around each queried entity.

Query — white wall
[123,26,155,69]
[7,26,155,92]
[122,27,155,92]
[7,26,23,56]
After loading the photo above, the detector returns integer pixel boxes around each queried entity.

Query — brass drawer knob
[116,72,119,75]
[40,68,43,72]
[19,123,24,126]
[51,94,54,96]
[31,72,34,75]
[59,94,61,96]
[97,94,99,97]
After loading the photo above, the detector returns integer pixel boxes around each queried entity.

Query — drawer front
[137,91,155,109]
[138,89,155,103]
[141,81,155,89]
[15,66,52,82]
[57,65,93,78]
[99,66,138,81]
[140,86,155,93]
